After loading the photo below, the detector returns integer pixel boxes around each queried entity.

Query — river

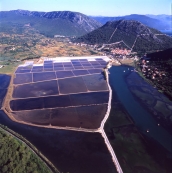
[109,66,172,153]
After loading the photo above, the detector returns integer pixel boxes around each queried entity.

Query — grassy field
[0,62,21,74]
[0,27,101,74]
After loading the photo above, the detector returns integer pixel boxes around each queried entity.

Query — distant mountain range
[75,20,172,52]
[0,10,171,52]
[0,10,101,37]
[1,10,171,38]
[90,14,171,31]
[146,14,171,27]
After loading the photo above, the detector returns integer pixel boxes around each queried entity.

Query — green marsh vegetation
[104,92,171,173]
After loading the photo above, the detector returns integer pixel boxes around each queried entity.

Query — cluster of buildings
[111,48,131,55]
[140,59,166,80]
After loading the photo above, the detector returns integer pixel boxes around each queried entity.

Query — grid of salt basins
[10,56,110,129]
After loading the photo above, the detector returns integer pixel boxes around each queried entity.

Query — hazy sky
[0,0,171,16]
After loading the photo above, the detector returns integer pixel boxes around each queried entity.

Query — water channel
[109,66,172,153]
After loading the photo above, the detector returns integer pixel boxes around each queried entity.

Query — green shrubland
[0,128,52,173]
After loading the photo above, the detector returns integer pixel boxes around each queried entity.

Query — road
[100,69,123,173]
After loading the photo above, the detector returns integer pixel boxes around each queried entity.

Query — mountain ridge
[0,10,102,37]
[75,20,172,52]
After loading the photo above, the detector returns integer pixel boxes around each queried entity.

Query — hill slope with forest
[0,10,101,37]
[75,20,172,52]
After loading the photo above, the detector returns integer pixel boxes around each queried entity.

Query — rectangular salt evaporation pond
[43,95,72,108]
[58,76,88,94]
[10,90,109,111]
[71,59,79,61]
[72,70,89,76]
[50,107,78,127]
[83,66,94,69]
[31,67,43,72]
[63,62,73,67]
[44,64,53,68]
[64,67,74,70]
[75,104,107,128]
[88,58,107,68]
[39,91,109,109]
[93,65,106,68]
[33,72,56,82]
[81,62,93,66]
[10,97,44,111]
[54,67,64,71]
[53,63,63,68]
[44,60,53,64]
[97,61,107,65]
[15,68,31,74]
[44,62,53,71]
[56,71,74,78]
[31,64,43,72]
[50,104,107,129]
[70,91,109,106]
[79,59,88,62]
[53,63,64,71]
[13,73,32,85]
[82,74,108,91]
[15,64,33,73]
[44,67,54,72]
[10,95,71,111]
[74,66,84,69]
[12,109,50,125]
[72,63,82,66]
[88,61,101,68]
[13,80,59,98]
[95,58,104,61]
[88,69,103,74]
[89,61,100,65]
[81,63,92,67]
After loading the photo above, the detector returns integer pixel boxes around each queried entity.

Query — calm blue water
[0,74,11,108]
[109,66,172,153]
